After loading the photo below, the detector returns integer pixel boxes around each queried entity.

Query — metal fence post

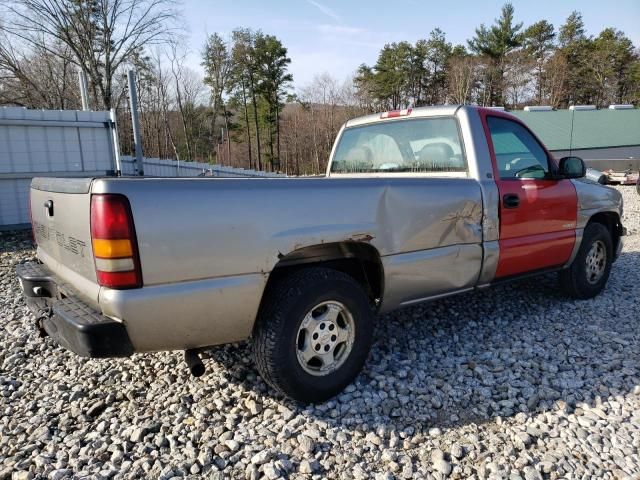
[127,70,144,176]
[109,108,122,175]
[78,70,90,111]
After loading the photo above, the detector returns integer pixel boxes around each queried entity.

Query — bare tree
[168,43,205,161]
[0,31,80,108]
[0,0,181,109]
[294,73,367,174]
[155,55,180,161]
[544,52,568,107]
[504,50,534,107]
[447,55,479,104]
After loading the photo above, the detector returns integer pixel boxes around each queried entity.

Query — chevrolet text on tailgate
[18,106,625,403]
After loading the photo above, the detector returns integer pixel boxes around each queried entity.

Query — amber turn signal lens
[92,238,133,258]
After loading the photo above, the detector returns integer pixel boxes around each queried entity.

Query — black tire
[252,267,374,403]
[559,222,613,299]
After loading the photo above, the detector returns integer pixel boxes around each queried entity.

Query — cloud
[306,0,341,23]
[314,23,391,49]
[316,24,365,36]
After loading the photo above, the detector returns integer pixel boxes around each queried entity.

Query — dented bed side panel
[91,177,484,295]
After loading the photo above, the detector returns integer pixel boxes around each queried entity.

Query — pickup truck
[17,106,625,403]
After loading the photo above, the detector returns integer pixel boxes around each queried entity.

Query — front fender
[571,179,623,229]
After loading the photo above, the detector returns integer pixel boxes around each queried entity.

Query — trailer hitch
[184,349,205,377]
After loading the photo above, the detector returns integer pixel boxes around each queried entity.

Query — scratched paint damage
[439,201,483,245]
[349,233,375,243]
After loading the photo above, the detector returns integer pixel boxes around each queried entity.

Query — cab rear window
[331,118,466,174]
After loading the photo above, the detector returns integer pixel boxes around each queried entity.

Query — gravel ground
[1,186,639,480]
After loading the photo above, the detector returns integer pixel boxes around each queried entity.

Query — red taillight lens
[95,270,140,289]
[91,195,131,239]
[90,194,142,289]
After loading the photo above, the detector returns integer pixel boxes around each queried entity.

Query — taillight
[380,108,412,119]
[90,194,142,289]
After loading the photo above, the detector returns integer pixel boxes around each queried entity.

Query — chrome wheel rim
[585,240,607,285]
[295,300,355,376]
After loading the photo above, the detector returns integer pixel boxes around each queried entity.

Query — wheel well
[588,212,622,252]
[265,242,384,304]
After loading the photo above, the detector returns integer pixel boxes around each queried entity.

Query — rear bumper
[16,262,133,358]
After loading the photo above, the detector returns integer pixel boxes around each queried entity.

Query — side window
[486,116,549,180]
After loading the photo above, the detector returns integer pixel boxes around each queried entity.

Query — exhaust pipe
[184,349,205,377]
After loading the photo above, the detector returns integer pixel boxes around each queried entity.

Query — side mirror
[558,156,586,179]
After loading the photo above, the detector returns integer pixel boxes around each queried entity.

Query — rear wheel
[559,222,613,299]
[252,267,374,403]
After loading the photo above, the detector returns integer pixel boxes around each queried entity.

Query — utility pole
[127,70,144,176]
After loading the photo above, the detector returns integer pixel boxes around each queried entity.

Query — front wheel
[252,267,374,403]
[559,222,613,299]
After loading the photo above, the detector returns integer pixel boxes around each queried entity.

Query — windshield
[331,117,466,174]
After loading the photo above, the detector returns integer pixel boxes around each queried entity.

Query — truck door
[481,112,578,278]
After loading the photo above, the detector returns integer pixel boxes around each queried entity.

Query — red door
[480,110,578,278]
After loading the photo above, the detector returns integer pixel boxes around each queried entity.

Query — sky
[181,0,640,91]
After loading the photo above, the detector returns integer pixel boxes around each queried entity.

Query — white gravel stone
[450,442,464,459]
[262,462,280,480]
[11,473,34,480]
[250,450,271,465]
[299,459,320,474]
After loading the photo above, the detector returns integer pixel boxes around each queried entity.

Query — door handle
[503,194,520,209]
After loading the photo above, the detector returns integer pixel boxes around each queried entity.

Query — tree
[468,2,523,105]
[169,43,206,161]
[0,0,181,109]
[557,11,592,105]
[523,20,555,104]
[446,46,479,104]
[408,39,427,106]
[423,28,452,105]
[591,28,638,106]
[202,33,233,162]
[231,28,263,170]
[0,33,80,108]
[353,64,379,111]
[372,42,413,109]
[624,49,640,105]
[504,50,534,107]
[543,52,568,107]
[558,11,586,47]
[254,34,292,170]
[300,74,342,173]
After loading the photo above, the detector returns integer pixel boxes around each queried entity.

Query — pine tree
[254,34,292,170]
[202,33,233,163]
[523,20,555,104]
[557,11,592,105]
[424,28,452,105]
[468,2,523,105]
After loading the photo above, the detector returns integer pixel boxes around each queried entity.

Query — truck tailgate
[30,177,98,287]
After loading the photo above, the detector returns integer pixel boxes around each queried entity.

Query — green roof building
[510,108,640,171]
